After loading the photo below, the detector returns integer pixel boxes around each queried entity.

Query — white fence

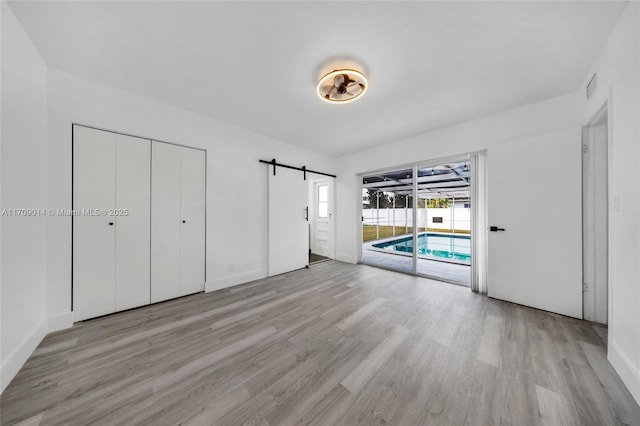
[363,207,470,231]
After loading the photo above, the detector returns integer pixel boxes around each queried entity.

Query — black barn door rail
[259,159,337,180]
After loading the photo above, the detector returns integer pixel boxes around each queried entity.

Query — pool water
[372,233,471,262]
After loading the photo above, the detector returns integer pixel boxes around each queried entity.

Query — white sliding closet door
[115,134,151,311]
[151,142,206,302]
[268,167,308,276]
[151,142,182,303]
[73,126,117,321]
[180,148,206,295]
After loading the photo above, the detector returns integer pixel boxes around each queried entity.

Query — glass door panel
[361,168,414,274]
[415,160,472,286]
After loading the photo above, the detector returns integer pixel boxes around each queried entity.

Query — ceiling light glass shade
[317,69,368,104]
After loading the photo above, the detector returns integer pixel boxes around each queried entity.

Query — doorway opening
[360,157,472,286]
[308,178,335,265]
[582,106,608,324]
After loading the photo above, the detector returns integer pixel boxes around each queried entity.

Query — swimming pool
[372,233,471,263]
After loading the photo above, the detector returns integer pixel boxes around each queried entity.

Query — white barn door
[268,166,309,276]
[487,131,582,318]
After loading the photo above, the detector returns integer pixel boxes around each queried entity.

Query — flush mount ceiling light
[317,69,367,104]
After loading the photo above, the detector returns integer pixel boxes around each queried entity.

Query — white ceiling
[9,1,626,157]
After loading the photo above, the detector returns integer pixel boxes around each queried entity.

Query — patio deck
[362,249,471,286]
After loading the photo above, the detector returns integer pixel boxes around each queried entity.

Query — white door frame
[582,103,609,324]
[309,177,336,259]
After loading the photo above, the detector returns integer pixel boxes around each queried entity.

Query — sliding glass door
[360,157,473,286]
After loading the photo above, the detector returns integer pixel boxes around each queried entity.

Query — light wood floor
[2,261,639,425]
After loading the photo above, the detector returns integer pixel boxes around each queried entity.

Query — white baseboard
[48,311,73,333]
[336,253,358,264]
[205,269,266,293]
[0,318,47,394]
[609,342,640,405]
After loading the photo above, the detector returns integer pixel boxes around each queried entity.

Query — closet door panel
[115,134,151,311]
[151,142,182,303]
[180,148,206,295]
[73,126,117,321]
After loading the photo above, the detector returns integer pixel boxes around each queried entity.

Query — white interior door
[268,166,309,276]
[487,131,582,318]
[73,126,117,321]
[180,147,206,295]
[115,134,151,311]
[582,120,608,324]
[311,180,331,257]
[151,142,182,303]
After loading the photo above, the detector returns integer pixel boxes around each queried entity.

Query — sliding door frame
[414,155,471,286]
[412,165,418,274]
[358,152,483,288]
[358,164,415,271]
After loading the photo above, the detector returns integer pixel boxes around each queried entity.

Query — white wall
[0,2,49,393]
[46,68,333,325]
[335,92,583,263]
[580,2,640,404]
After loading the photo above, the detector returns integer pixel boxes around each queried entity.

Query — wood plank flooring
[2,261,639,425]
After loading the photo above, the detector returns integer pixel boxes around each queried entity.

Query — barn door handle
[305,206,309,221]
[490,226,505,232]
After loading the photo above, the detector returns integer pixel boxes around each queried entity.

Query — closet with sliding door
[72,125,205,321]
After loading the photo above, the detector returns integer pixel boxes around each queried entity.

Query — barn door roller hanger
[259,159,337,180]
